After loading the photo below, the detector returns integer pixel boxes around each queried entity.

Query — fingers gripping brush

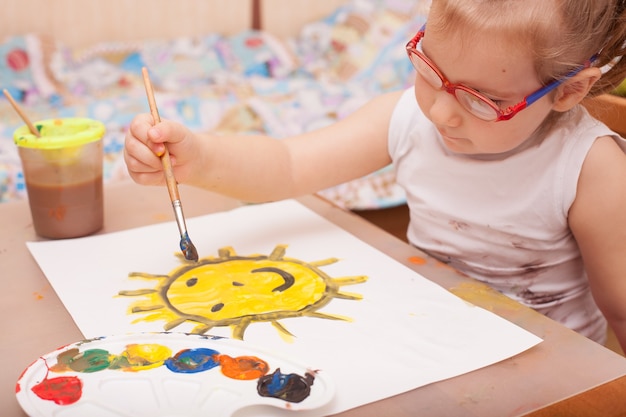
[141,67,198,262]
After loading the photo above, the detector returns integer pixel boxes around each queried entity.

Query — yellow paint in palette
[110,343,172,371]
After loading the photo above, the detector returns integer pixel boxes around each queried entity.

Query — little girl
[125,0,626,352]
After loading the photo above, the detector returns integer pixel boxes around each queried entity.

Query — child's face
[413,24,557,155]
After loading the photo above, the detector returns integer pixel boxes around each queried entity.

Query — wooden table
[2,180,626,416]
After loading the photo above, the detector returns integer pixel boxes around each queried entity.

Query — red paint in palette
[31,376,82,405]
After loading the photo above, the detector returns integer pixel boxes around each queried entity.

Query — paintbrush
[141,67,199,262]
[3,89,41,137]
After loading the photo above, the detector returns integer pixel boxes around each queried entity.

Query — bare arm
[569,135,626,353]
[125,91,402,202]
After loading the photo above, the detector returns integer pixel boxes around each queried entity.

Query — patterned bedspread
[0,0,427,209]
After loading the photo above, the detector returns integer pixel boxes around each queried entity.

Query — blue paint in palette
[165,348,220,373]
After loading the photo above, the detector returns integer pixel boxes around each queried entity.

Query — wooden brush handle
[141,67,180,202]
[3,89,40,137]
[159,147,180,202]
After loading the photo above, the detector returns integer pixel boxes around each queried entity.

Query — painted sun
[118,245,368,340]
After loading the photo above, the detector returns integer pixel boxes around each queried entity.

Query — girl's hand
[124,113,203,186]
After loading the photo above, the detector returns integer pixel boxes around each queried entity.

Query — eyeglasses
[406,24,597,122]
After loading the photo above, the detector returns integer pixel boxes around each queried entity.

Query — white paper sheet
[26,199,541,416]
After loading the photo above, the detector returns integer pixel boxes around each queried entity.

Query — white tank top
[388,88,626,343]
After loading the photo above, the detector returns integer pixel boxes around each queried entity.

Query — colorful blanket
[0,0,428,209]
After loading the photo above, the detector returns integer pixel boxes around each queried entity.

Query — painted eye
[232,281,244,286]
[186,277,198,287]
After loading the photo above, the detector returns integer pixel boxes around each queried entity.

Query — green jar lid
[14,118,105,149]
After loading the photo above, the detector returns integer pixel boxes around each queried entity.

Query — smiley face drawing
[118,245,368,340]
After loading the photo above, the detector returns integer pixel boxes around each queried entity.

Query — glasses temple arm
[525,54,599,107]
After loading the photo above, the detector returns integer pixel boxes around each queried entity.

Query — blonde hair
[428,0,626,95]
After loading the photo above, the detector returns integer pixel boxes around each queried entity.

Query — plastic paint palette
[16,332,334,417]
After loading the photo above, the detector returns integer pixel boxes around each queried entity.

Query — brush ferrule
[171,200,188,236]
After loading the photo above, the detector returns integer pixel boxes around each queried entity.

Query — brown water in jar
[26,175,103,238]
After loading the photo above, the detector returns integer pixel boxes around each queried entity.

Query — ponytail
[590,0,626,96]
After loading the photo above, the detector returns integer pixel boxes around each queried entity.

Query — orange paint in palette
[16,333,334,416]
[216,354,270,380]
